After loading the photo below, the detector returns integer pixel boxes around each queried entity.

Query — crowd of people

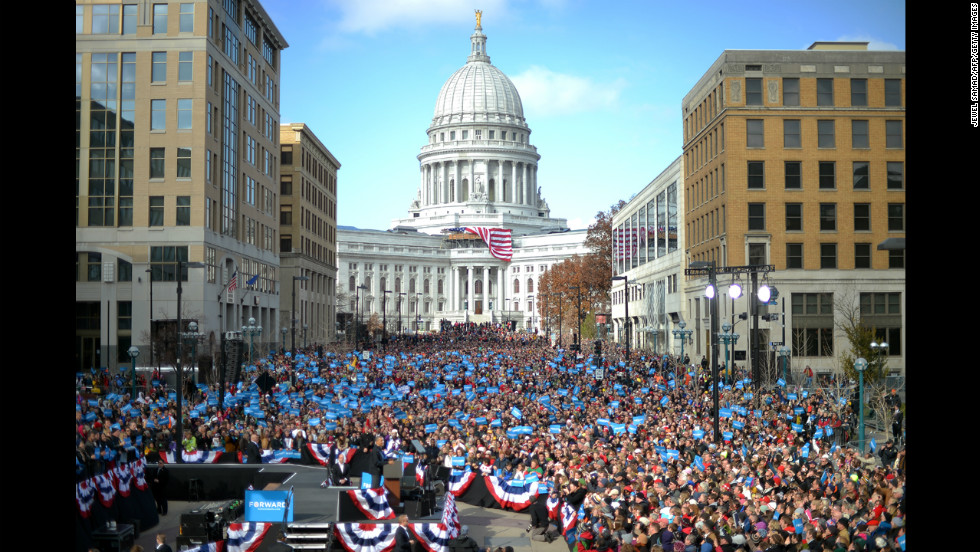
[76,322,906,552]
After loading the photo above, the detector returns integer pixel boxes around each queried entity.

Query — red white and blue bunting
[446,470,477,497]
[113,464,133,497]
[484,476,538,511]
[410,523,455,552]
[76,479,96,518]
[95,473,116,508]
[546,495,560,520]
[333,522,397,552]
[347,487,396,520]
[161,450,223,464]
[440,491,461,539]
[308,443,332,465]
[226,522,271,552]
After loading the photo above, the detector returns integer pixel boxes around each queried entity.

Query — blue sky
[263,0,905,231]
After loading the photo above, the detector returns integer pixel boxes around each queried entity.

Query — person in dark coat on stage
[369,436,387,487]
[245,433,262,464]
[152,459,169,515]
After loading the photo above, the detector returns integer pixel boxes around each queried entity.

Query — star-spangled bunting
[464,227,513,261]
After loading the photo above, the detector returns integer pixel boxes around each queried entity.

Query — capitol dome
[430,26,527,127]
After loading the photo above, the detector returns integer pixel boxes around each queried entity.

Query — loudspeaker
[435,466,451,481]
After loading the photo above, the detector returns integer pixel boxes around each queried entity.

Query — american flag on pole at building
[227,271,238,292]
[464,227,513,261]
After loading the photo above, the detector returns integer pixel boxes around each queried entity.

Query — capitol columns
[483,266,490,313]
[467,266,474,314]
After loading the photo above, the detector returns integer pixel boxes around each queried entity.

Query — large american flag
[464,227,513,261]
[227,271,237,292]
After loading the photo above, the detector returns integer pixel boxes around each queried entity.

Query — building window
[854,243,871,269]
[748,203,765,230]
[149,196,165,226]
[176,196,191,226]
[150,148,165,178]
[746,119,764,147]
[244,11,257,44]
[817,120,835,148]
[853,162,869,190]
[745,78,762,105]
[786,243,803,269]
[747,161,764,189]
[889,249,905,269]
[513,279,519,293]
[853,203,871,231]
[850,78,867,106]
[179,3,194,32]
[92,5,121,34]
[151,99,166,130]
[819,243,837,269]
[152,52,167,82]
[150,246,189,281]
[178,51,193,81]
[177,148,191,178]
[887,162,904,190]
[153,4,168,34]
[851,120,869,148]
[884,79,902,106]
[819,162,835,189]
[783,78,799,106]
[280,205,292,225]
[783,119,801,148]
[748,243,767,265]
[817,78,834,106]
[819,203,836,231]
[785,203,802,231]
[859,292,902,354]
[177,99,192,129]
[784,161,801,190]
[527,278,534,293]
[118,259,133,282]
[886,120,903,148]
[888,204,905,231]
[123,5,137,34]
[791,293,834,357]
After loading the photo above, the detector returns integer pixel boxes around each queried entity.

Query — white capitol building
[336,16,589,336]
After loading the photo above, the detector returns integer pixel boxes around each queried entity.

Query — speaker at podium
[383,461,404,503]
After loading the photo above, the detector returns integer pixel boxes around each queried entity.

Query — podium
[383,462,403,503]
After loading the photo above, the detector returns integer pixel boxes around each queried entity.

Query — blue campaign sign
[245,490,294,522]
[793,518,805,534]
[693,430,705,440]
[452,456,466,467]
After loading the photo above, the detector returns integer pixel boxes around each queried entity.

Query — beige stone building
[278,123,340,347]
[680,42,905,378]
[75,0,287,372]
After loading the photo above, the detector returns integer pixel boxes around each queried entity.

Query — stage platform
[126,463,567,552]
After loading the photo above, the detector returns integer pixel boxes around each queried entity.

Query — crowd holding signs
[76,322,905,552]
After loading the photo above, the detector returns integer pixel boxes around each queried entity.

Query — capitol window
[462,130,468,139]
[475,130,482,140]
[450,131,456,140]
[489,130,495,139]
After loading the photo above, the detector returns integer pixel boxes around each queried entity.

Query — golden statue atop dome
[475,9,482,28]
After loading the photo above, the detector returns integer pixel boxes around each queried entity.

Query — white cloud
[565,217,589,230]
[330,0,508,35]
[510,66,626,117]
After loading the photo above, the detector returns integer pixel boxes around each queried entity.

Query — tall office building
[680,42,905,376]
[279,123,340,347]
[75,0,287,373]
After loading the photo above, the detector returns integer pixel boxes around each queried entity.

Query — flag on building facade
[464,227,513,261]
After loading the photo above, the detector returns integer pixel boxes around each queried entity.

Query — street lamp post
[777,345,791,386]
[145,268,154,368]
[397,292,406,334]
[611,276,629,360]
[719,322,740,384]
[181,321,204,387]
[241,317,262,366]
[854,357,868,453]
[127,346,140,399]
[174,259,204,464]
[382,289,392,345]
[550,292,563,347]
[569,285,583,350]
[292,275,309,360]
[356,284,368,347]
[870,340,889,374]
[672,321,693,366]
